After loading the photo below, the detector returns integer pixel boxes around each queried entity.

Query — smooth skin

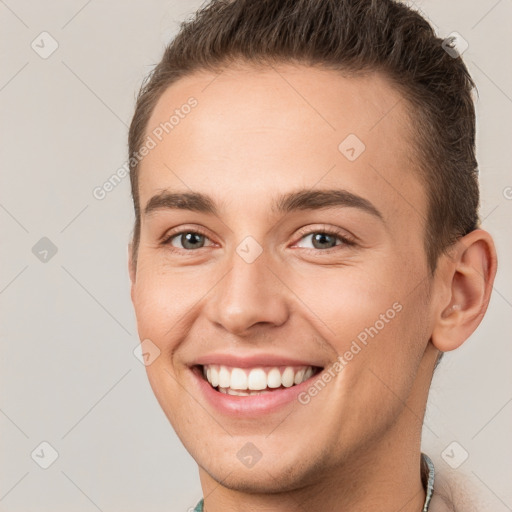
[129,63,497,512]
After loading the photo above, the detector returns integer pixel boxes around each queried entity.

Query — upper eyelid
[160,224,211,242]
[293,224,355,241]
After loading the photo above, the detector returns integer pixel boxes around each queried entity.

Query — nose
[205,248,290,336]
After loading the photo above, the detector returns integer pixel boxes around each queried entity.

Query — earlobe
[431,229,497,353]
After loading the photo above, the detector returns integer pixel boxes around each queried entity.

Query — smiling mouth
[195,364,323,396]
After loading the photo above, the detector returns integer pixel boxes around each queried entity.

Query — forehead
[139,63,426,230]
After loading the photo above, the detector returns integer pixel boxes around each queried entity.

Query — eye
[160,226,355,253]
[294,227,355,251]
[163,229,214,250]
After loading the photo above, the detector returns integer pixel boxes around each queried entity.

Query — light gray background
[0,1,511,511]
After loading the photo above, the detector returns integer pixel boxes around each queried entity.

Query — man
[127,1,497,510]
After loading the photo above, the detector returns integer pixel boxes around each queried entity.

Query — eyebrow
[144,188,384,221]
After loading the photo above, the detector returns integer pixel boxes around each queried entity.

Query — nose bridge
[206,244,289,335]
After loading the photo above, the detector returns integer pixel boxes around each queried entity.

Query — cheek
[282,262,402,339]
[131,258,207,340]
[131,263,200,423]
[282,261,429,385]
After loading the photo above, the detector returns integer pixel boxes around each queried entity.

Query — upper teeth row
[202,365,315,390]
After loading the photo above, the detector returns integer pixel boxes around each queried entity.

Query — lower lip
[190,366,320,416]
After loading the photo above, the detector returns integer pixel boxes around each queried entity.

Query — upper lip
[191,353,325,368]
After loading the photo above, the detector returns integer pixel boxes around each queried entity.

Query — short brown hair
[128,0,479,274]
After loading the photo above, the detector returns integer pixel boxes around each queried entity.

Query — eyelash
[160,225,356,254]
[294,225,356,252]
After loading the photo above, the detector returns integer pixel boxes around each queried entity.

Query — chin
[201,459,315,494]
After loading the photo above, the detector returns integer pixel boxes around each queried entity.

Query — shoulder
[429,466,490,512]
[429,492,456,512]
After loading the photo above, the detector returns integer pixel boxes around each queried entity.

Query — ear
[431,229,497,352]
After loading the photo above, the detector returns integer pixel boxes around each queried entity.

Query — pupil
[183,232,204,249]
[313,233,335,249]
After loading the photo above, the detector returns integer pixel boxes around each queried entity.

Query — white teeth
[281,367,295,388]
[230,368,248,390]
[267,368,282,388]
[294,368,305,385]
[202,364,318,392]
[210,365,219,387]
[218,366,231,388]
[247,368,267,390]
[227,388,250,396]
[221,387,273,396]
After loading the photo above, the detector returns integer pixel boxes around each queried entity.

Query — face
[130,63,439,493]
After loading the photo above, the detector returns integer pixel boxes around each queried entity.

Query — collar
[421,452,435,511]
[194,452,435,512]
